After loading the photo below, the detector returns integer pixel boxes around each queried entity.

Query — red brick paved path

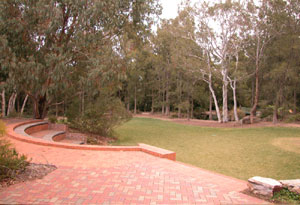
[0,120,267,204]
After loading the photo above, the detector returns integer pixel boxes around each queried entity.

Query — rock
[248,176,283,197]
[280,179,300,194]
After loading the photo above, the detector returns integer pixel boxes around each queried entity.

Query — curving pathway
[0,120,267,204]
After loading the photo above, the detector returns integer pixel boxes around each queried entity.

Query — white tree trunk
[1,89,5,117]
[7,92,17,116]
[21,94,29,115]
[231,79,239,122]
[208,74,222,123]
[222,68,229,123]
[209,91,213,120]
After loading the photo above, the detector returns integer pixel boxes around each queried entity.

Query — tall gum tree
[184,0,247,123]
[246,0,277,123]
[0,0,161,119]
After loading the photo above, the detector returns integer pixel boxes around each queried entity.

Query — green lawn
[114,117,300,180]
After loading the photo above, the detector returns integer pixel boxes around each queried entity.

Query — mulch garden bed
[0,163,57,189]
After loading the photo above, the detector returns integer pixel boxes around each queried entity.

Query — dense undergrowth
[0,120,29,182]
[272,188,300,204]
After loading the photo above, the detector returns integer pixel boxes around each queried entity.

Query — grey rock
[248,176,283,197]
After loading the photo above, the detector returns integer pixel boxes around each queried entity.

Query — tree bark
[294,89,297,114]
[250,34,261,124]
[32,94,48,119]
[232,81,239,122]
[191,98,194,119]
[273,96,279,124]
[151,88,154,114]
[178,78,182,118]
[81,91,85,115]
[1,89,5,117]
[250,62,259,123]
[165,71,170,116]
[251,77,255,107]
[208,74,222,123]
[21,94,29,115]
[229,78,239,122]
[161,81,165,115]
[209,90,212,120]
[7,92,17,116]
[134,85,137,114]
[222,68,228,123]
[125,92,130,112]
[272,105,278,124]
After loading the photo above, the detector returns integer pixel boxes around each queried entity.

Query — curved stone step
[43,130,66,142]
[14,121,66,142]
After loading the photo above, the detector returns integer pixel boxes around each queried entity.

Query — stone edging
[6,120,176,161]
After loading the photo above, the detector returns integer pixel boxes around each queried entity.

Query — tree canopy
[1,0,300,126]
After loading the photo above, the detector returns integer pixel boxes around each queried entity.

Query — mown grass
[114,117,300,180]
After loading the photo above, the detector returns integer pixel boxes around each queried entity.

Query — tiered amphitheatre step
[14,121,66,142]
[11,121,176,160]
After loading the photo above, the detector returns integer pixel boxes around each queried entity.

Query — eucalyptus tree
[0,0,161,119]
[261,0,300,123]
[0,37,9,117]
[173,3,222,122]
[244,0,281,123]
[200,1,250,122]
[153,20,175,115]
[177,1,247,123]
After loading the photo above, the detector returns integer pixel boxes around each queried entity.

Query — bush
[86,136,99,145]
[229,108,246,121]
[285,113,300,123]
[68,97,132,138]
[272,188,300,204]
[261,106,274,119]
[48,115,57,123]
[0,120,29,181]
[7,110,19,118]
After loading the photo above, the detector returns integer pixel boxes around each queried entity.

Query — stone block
[248,176,283,197]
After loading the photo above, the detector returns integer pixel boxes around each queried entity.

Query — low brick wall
[49,123,68,132]
[139,143,176,161]
[8,120,176,161]
[24,123,48,134]
[52,133,66,142]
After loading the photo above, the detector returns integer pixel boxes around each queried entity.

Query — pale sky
[160,0,252,20]
[160,0,182,20]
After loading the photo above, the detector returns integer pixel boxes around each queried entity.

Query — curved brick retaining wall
[6,120,176,161]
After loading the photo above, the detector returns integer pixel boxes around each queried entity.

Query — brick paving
[0,121,267,204]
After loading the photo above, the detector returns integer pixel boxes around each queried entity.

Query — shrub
[0,120,29,181]
[68,97,132,138]
[261,106,274,119]
[229,108,246,121]
[86,136,99,145]
[272,188,300,204]
[48,115,57,123]
[285,113,300,123]
[7,110,19,118]
[0,120,5,136]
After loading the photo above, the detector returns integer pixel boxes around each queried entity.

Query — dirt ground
[135,112,300,128]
